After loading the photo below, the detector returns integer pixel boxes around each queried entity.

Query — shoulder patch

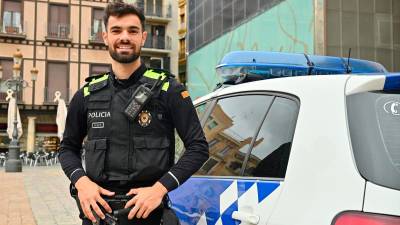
[85,73,109,82]
[147,67,175,78]
[88,79,108,92]
[181,90,190,99]
[84,74,109,96]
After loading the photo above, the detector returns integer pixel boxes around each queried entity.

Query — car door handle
[232,211,260,225]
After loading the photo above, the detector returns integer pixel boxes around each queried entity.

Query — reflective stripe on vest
[143,70,170,92]
[84,74,109,97]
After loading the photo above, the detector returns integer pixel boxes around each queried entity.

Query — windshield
[347,91,400,190]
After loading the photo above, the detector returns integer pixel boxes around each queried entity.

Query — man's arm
[158,81,209,191]
[58,89,87,184]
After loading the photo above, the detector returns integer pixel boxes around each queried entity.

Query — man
[58,2,209,225]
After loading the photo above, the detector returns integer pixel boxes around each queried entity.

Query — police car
[169,52,400,225]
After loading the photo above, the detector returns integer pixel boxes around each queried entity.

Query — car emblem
[138,110,152,127]
[383,100,400,116]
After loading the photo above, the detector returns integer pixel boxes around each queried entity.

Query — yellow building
[0,0,178,152]
[177,0,186,85]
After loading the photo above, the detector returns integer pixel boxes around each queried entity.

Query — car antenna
[341,48,352,74]
[303,53,314,75]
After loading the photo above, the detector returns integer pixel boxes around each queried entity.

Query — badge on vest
[138,110,152,127]
[92,122,104,129]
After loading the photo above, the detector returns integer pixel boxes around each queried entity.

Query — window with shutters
[46,62,69,103]
[1,0,23,34]
[47,4,70,40]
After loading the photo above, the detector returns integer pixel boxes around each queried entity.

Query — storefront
[0,103,60,153]
[36,123,60,152]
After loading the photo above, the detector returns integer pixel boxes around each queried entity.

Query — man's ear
[103,31,109,46]
[141,31,147,47]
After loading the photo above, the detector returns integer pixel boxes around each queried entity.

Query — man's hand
[75,176,115,223]
[124,182,168,219]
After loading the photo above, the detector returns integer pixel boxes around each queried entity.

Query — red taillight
[333,211,400,225]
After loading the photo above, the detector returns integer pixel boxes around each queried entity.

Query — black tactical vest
[83,69,174,186]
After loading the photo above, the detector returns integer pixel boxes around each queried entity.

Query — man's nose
[120,30,130,41]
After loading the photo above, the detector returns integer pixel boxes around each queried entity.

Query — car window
[174,129,185,163]
[174,102,213,162]
[347,91,400,190]
[196,95,274,176]
[244,97,299,178]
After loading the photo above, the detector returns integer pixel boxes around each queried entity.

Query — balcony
[136,1,172,24]
[0,92,22,102]
[0,22,26,39]
[142,35,171,54]
[45,23,72,43]
[89,28,104,45]
[44,87,70,104]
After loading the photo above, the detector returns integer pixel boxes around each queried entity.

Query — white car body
[170,75,400,225]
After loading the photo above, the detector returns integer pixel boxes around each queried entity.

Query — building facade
[177,0,186,85]
[0,0,178,152]
[186,0,400,99]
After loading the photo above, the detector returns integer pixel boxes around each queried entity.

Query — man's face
[103,14,147,64]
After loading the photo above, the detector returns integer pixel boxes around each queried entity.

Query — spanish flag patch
[181,90,190,99]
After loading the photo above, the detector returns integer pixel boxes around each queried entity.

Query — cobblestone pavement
[0,165,81,225]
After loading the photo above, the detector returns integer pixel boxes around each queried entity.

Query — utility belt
[70,184,180,225]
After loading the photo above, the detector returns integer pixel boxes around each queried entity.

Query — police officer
[58,2,209,225]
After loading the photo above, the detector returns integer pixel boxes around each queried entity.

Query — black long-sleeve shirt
[58,64,209,192]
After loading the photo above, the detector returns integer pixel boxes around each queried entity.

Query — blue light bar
[384,73,400,91]
[216,51,388,84]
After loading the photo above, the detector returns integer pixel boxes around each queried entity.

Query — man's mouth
[116,45,133,50]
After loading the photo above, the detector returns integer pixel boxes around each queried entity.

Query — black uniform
[58,64,209,224]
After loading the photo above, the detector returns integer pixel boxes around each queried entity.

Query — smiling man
[58,2,209,225]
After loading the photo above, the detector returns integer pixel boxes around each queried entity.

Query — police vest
[83,69,175,185]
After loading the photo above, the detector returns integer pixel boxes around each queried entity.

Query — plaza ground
[0,165,81,225]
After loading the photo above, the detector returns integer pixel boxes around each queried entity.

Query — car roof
[194,74,390,105]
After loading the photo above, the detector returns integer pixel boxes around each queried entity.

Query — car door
[170,92,299,225]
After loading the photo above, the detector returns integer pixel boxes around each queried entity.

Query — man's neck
[111,58,141,80]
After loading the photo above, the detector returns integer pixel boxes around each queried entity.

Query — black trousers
[81,207,162,225]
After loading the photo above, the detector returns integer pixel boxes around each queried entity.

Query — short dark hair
[103,1,146,31]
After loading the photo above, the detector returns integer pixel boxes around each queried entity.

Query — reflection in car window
[195,102,210,121]
[246,97,298,178]
[174,102,212,162]
[174,129,185,163]
[196,95,274,176]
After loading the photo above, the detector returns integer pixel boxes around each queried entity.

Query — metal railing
[44,87,70,104]
[136,1,172,18]
[89,27,104,44]
[144,35,171,50]
[0,21,26,36]
[0,92,22,102]
[89,24,104,44]
[47,23,71,40]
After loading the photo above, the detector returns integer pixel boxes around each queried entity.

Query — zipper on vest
[128,112,132,173]
[127,86,134,174]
